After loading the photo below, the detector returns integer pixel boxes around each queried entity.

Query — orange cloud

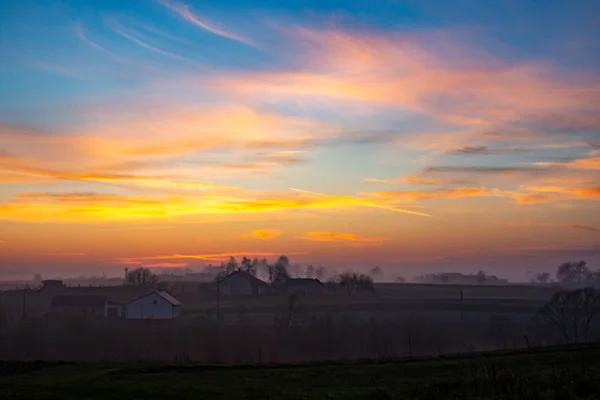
[140,262,189,268]
[43,252,89,257]
[243,229,282,240]
[300,232,383,246]
[569,187,600,199]
[215,27,599,128]
[364,187,493,201]
[511,186,600,204]
[0,187,431,223]
[363,178,389,183]
[535,157,600,170]
[119,251,301,263]
[402,176,445,185]
[0,105,331,184]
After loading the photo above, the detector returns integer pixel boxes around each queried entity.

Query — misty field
[1,343,600,400]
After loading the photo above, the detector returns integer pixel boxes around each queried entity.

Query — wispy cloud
[118,251,300,263]
[443,146,530,155]
[535,156,600,170]
[289,188,431,217]
[243,229,282,240]
[43,252,89,257]
[105,18,199,64]
[157,0,253,46]
[0,186,433,223]
[364,187,495,202]
[363,178,389,183]
[569,224,600,234]
[299,232,384,246]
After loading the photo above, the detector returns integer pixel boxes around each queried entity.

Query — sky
[0,0,599,281]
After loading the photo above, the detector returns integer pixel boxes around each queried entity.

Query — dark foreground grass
[1,343,600,399]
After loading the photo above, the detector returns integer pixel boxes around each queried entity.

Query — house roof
[222,270,270,287]
[156,290,181,306]
[122,290,181,306]
[51,294,108,307]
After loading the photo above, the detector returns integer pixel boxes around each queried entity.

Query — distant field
[180,283,558,327]
[1,343,599,399]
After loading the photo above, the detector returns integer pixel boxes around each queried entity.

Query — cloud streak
[157,0,253,46]
[243,229,282,240]
[299,232,384,246]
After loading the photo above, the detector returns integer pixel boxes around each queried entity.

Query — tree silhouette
[125,267,158,286]
[336,273,375,295]
[535,272,551,284]
[370,267,383,281]
[538,287,600,343]
[305,264,315,279]
[315,265,326,281]
[556,260,590,285]
[268,256,291,286]
[225,257,238,274]
[240,257,256,275]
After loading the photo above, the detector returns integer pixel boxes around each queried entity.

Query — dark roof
[156,291,181,306]
[222,270,270,287]
[51,294,108,307]
[285,278,325,288]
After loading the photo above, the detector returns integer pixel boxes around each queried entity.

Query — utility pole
[216,278,221,323]
[460,289,464,326]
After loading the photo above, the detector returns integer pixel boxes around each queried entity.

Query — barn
[124,291,181,319]
[218,271,273,296]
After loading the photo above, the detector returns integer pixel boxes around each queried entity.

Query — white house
[124,291,181,319]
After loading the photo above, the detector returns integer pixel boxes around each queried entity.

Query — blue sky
[0,0,599,280]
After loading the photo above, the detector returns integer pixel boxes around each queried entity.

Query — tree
[125,267,158,286]
[370,267,383,281]
[538,287,600,343]
[336,273,375,295]
[556,260,590,286]
[395,276,406,283]
[225,257,238,274]
[305,264,315,279]
[315,265,326,281]
[356,274,375,292]
[240,257,255,275]
[267,256,291,286]
[535,272,551,284]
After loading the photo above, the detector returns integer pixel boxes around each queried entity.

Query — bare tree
[556,260,590,286]
[125,267,158,286]
[357,274,375,293]
[305,264,315,279]
[267,256,291,286]
[225,256,238,274]
[336,273,375,295]
[240,257,256,275]
[538,287,600,342]
[315,265,326,281]
[535,272,551,284]
[370,267,383,281]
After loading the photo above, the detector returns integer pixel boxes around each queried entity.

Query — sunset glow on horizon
[1,0,599,280]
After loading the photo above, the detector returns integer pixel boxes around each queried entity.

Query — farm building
[124,291,181,319]
[47,290,181,319]
[218,271,273,296]
[50,294,108,316]
[284,278,325,295]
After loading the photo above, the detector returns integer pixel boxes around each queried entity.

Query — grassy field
[1,343,599,399]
